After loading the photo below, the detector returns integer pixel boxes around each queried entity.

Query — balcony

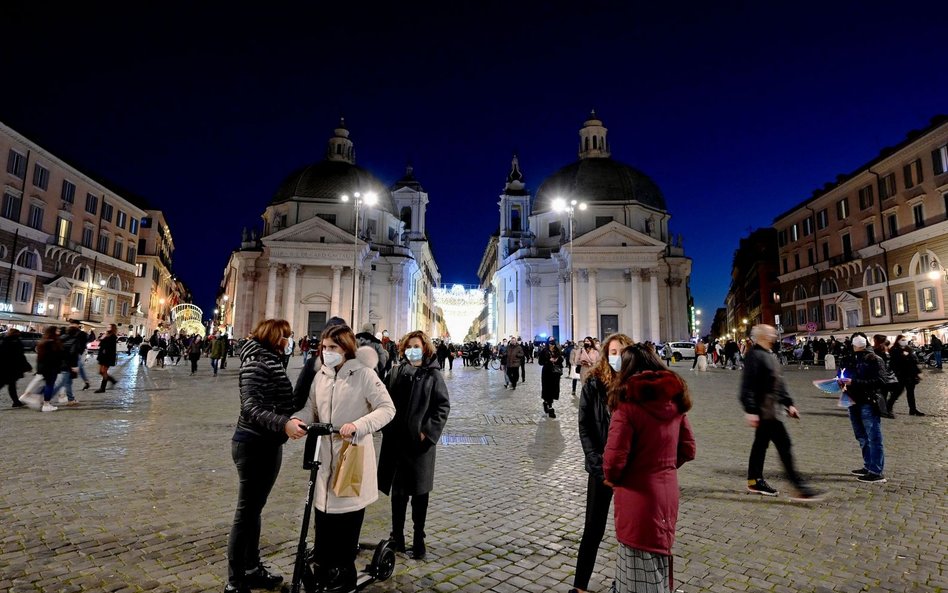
[46,235,81,253]
[828,252,857,267]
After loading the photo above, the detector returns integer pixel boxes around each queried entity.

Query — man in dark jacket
[838,333,887,483]
[355,324,388,377]
[739,324,822,501]
[0,328,32,407]
[931,334,943,369]
[504,338,525,390]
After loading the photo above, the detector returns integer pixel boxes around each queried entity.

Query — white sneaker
[41,402,58,412]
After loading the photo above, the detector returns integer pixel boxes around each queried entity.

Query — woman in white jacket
[294,323,395,593]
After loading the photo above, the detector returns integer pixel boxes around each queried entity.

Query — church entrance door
[600,315,619,338]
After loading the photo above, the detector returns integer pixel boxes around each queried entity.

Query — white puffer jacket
[297,346,395,513]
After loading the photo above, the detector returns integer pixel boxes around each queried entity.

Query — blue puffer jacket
[234,339,306,444]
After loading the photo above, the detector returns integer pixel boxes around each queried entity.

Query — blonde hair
[251,319,291,351]
[586,333,634,388]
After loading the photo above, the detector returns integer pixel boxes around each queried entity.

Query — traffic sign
[805,322,818,333]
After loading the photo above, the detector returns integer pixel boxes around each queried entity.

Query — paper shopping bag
[331,440,364,497]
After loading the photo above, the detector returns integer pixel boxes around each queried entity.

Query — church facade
[217,120,443,340]
[477,112,692,343]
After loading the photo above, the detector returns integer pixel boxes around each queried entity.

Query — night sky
[3,2,945,334]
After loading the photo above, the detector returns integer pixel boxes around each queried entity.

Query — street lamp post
[340,191,378,327]
[552,196,587,342]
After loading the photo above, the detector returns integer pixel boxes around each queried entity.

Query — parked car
[18,331,43,351]
[86,339,100,353]
[659,341,697,362]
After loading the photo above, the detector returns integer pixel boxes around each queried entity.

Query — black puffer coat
[578,375,611,480]
[377,357,450,496]
[97,334,117,366]
[234,339,306,445]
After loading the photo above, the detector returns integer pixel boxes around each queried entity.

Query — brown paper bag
[331,440,364,497]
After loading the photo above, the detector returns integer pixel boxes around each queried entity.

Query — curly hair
[398,330,436,360]
[586,333,634,390]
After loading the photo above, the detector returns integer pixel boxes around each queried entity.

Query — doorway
[600,314,619,339]
[307,311,327,337]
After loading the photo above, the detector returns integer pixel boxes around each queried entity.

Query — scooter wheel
[370,539,396,581]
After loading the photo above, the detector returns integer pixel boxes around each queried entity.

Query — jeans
[78,363,89,383]
[211,358,220,375]
[573,474,613,590]
[935,349,942,369]
[748,419,804,487]
[227,440,283,585]
[849,403,884,475]
[53,370,75,402]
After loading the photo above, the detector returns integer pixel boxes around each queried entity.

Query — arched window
[400,207,412,230]
[873,266,886,284]
[15,249,39,270]
[336,144,342,155]
[592,136,597,149]
[793,285,807,301]
[864,268,875,286]
[820,277,838,295]
[108,275,119,290]
[74,265,91,282]
[584,137,589,151]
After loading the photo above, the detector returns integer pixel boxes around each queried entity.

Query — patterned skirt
[615,544,670,593]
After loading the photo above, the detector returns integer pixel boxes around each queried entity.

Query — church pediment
[263,215,354,245]
[835,291,863,305]
[571,221,667,250]
[44,276,75,292]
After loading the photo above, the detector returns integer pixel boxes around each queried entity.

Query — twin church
[217,113,692,343]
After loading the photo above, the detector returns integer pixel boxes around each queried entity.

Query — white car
[662,341,696,362]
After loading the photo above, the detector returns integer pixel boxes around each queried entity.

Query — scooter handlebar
[301,422,337,436]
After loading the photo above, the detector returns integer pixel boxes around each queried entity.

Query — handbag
[550,364,563,377]
[331,440,364,497]
[872,391,889,417]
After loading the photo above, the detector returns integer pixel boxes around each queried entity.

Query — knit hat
[852,336,868,349]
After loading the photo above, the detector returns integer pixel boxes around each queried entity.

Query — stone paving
[1,351,946,593]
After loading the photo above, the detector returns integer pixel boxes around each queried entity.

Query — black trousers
[391,492,430,540]
[520,364,525,381]
[887,381,918,413]
[747,419,803,487]
[506,366,519,387]
[190,356,199,373]
[573,474,613,590]
[1,380,21,405]
[228,440,283,585]
[312,508,365,571]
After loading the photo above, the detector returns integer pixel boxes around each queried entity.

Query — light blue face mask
[406,347,423,362]
[608,354,621,372]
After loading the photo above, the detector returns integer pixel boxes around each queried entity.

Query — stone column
[284,264,300,332]
[265,263,278,319]
[630,270,642,343]
[649,271,660,342]
[350,267,360,327]
[330,265,343,318]
[557,271,568,343]
[570,269,580,342]
[587,269,598,338]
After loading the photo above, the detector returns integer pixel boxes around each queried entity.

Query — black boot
[94,379,107,393]
[411,532,426,560]
[82,381,90,391]
[411,494,429,560]
[108,375,117,386]
[391,494,408,552]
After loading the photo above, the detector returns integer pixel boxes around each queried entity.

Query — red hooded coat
[603,370,696,555]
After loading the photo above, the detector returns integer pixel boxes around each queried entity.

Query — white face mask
[322,351,343,368]
[405,347,423,362]
[898,339,908,347]
[609,354,622,372]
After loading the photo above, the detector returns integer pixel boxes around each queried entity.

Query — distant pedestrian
[887,334,924,416]
[604,344,696,593]
[53,323,84,406]
[36,327,65,412]
[570,332,633,593]
[282,331,295,369]
[187,336,203,375]
[504,337,525,390]
[739,325,823,501]
[0,328,31,407]
[210,334,227,376]
[538,338,564,418]
[378,330,451,560]
[94,324,119,393]
[931,333,943,369]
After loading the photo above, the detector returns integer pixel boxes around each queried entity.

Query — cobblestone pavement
[1,352,946,593]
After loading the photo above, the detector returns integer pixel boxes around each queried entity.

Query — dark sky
[3,2,945,333]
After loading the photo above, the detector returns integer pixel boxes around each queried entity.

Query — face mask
[322,351,343,368]
[609,354,621,372]
[898,340,908,346]
[405,347,423,362]
[584,343,591,349]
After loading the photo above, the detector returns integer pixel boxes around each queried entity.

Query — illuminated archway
[432,284,484,342]
[170,303,206,337]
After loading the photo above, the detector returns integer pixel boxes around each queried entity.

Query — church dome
[270,160,395,214]
[269,118,396,214]
[533,158,667,213]
[533,111,667,213]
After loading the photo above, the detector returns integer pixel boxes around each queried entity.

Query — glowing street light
[341,190,379,326]
[552,196,587,342]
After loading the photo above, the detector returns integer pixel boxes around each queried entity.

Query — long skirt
[615,543,670,593]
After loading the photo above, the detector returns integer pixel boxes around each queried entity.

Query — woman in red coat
[603,344,696,593]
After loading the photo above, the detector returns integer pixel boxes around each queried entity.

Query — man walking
[931,333,943,369]
[504,337,525,390]
[739,324,823,501]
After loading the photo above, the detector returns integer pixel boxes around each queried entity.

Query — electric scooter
[286,423,397,593]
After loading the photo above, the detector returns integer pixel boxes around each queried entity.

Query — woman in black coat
[887,334,924,416]
[94,324,118,392]
[36,326,64,411]
[378,330,450,560]
[0,328,32,407]
[538,338,564,418]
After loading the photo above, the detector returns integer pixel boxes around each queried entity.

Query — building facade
[131,210,184,336]
[774,115,948,343]
[724,228,780,340]
[478,112,692,344]
[1,121,147,333]
[218,120,443,340]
